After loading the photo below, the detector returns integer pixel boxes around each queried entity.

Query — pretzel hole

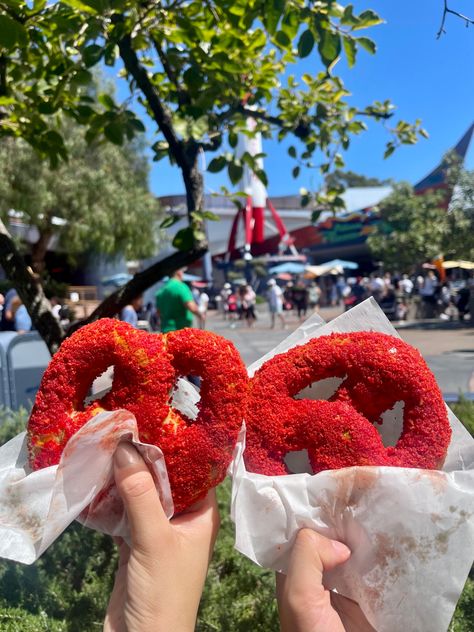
[379,400,404,447]
[294,376,346,401]
[170,376,200,421]
[284,449,314,474]
[84,366,114,406]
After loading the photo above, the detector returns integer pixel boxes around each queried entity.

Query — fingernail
[331,539,351,557]
[115,443,142,468]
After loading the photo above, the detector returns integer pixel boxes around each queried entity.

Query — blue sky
[116,1,474,197]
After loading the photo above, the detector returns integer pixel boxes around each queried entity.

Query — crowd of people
[213,269,473,327]
[339,270,472,322]
[0,267,470,338]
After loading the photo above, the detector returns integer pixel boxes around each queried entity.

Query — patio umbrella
[304,263,344,278]
[320,258,358,270]
[442,260,474,270]
[268,262,306,274]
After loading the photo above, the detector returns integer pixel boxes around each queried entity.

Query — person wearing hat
[267,279,286,329]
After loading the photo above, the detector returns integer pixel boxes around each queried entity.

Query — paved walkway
[206,306,474,398]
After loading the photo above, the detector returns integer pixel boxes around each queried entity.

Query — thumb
[114,442,168,551]
[283,529,351,594]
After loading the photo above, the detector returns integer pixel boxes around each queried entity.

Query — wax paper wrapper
[230,298,474,632]
[0,377,200,565]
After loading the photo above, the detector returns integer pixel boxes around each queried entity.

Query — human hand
[103,443,220,632]
[276,529,375,632]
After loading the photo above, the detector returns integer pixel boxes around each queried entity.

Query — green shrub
[1,401,473,631]
[451,397,474,437]
[0,606,65,631]
[0,407,29,444]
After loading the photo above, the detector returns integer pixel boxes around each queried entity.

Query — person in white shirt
[369,274,385,303]
[267,279,286,329]
[198,291,209,329]
[420,271,438,317]
[399,274,414,298]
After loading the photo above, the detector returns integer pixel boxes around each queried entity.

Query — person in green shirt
[155,268,202,332]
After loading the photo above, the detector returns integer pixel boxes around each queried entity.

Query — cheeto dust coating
[28,319,248,513]
[244,331,451,476]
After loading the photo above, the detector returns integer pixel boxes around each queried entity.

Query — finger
[284,529,350,594]
[114,442,169,551]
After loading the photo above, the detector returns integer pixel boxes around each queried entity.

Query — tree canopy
[367,175,474,272]
[0,123,160,275]
[0,0,428,348]
[325,169,390,190]
[0,1,426,214]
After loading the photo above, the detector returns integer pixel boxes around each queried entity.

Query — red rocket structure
[226,117,297,259]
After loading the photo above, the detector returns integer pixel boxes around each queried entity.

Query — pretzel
[28,319,248,512]
[244,331,451,475]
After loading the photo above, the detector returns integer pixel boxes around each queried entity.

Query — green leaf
[190,116,208,139]
[44,130,65,147]
[292,166,300,178]
[384,143,395,159]
[73,69,93,85]
[129,118,146,133]
[419,128,429,139]
[275,30,291,48]
[172,227,195,251]
[0,14,26,50]
[312,209,323,222]
[160,215,181,229]
[208,156,227,173]
[62,0,107,13]
[82,44,103,67]
[297,30,314,58]
[104,122,124,145]
[343,36,357,68]
[354,10,383,30]
[263,0,284,35]
[228,132,238,148]
[37,101,57,115]
[341,5,358,27]
[357,36,376,54]
[98,93,116,110]
[228,162,244,185]
[317,30,341,68]
[201,210,220,221]
[288,146,296,158]
[254,169,268,187]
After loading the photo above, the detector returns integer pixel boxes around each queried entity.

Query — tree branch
[117,32,187,168]
[67,246,207,335]
[0,219,64,354]
[217,103,393,131]
[151,37,189,107]
[437,0,474,38]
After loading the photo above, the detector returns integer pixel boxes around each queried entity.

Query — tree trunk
[0,220,64,354]
[183,152,204,215]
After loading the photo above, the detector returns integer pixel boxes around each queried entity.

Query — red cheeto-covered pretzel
[244,331,451,475]
[27,319,248,513]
